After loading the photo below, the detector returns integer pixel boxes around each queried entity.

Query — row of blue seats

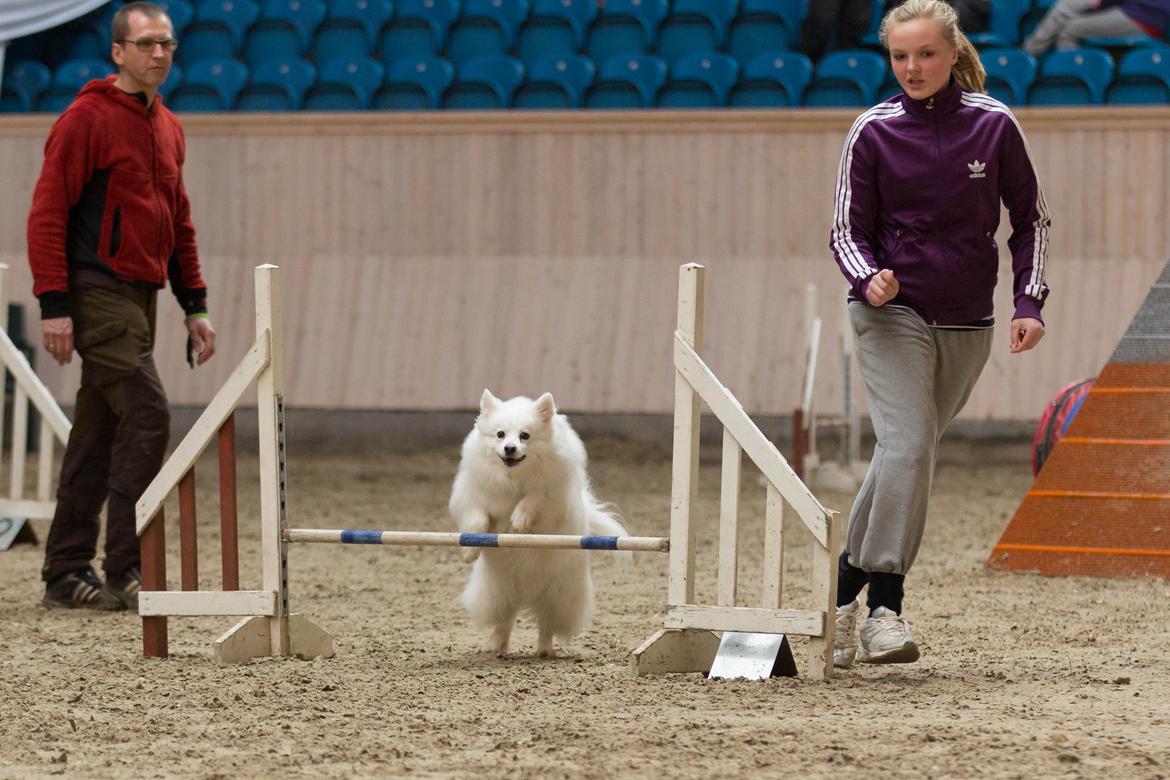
[9,0,810,71]
[5,45,1167,113]
[16,0,1159,78]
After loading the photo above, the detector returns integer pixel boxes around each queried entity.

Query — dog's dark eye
[496,431,505,439]
[519,432,530,441]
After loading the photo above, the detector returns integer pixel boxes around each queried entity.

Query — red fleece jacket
[27,76,206,319]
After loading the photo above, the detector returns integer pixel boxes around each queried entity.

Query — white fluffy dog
[449,389,627,657]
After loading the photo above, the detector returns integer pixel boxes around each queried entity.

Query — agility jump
[0,264,72,531]
[133,263,843,679]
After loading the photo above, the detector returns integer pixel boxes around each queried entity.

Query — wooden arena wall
[1,108,1167,419]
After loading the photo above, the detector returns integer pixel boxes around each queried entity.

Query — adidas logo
[968,160,987,179]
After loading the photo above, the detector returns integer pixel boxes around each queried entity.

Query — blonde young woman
[829,0,1050,666]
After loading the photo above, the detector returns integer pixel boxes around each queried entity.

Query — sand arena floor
[2,439,1168,779]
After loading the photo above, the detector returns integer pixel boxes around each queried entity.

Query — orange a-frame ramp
[988,258,1170,578]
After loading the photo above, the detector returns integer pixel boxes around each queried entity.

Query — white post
[668,263,703,607]
[717,430,740,607]
[802,284,821,469]
[761,483,783,608]
[632,264,722,676]
[807,513,843,680]
[10,386,26,499]
[254,264,289,656]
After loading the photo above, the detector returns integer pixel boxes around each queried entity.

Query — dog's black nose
[504,444,517,456]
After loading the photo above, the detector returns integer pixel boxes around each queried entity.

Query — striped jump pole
[284,529,670,553]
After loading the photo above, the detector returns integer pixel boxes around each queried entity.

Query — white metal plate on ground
[708,632,798,680]
[0,516,37,550]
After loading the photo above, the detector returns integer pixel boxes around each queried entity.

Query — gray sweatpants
[1024,0,1146,55]
[845,303,994,575]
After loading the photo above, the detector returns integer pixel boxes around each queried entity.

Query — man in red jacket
[27,1,216,610]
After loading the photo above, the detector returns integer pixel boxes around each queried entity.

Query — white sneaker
[858,606,920,664]
[833,598,862,668]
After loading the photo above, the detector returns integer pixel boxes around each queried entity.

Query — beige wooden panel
[1,109,1167,418]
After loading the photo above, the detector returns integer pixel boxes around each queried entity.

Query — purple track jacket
[830,78,1051,326]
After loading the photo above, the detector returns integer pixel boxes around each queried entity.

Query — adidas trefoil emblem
[968,160,987,179]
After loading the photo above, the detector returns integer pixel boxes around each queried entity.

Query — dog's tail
[584,493,634,568]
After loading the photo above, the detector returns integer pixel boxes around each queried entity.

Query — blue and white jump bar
[283,529,670,552]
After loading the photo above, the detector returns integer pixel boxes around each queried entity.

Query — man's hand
[186,316,217,366]
[1010,317,1044,353]
[42,317,74,365]
[865,269,900,307]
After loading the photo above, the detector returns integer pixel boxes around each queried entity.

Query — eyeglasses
[119,38,179,53]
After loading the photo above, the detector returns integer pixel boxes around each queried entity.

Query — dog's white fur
[449,389,627,657]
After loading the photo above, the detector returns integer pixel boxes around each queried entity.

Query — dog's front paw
[510,506,533,533]
[461,547,481,563]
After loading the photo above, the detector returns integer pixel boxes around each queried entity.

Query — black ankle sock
[836,551,868,608]
[866,572,905,615]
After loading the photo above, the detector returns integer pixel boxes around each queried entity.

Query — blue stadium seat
[447,0,531,69]
[36,59,116,112]
[0,85,31,113]
[657,51,737,107]
[313,0,393,62]
[2,60,52,107]
[516,0,598,67]
[238,58,316,109]
[1083,34,1161,49]
[169,57,248,110]
[979,48,1036,106]
[379,0,459,69]
[729,50,811,107]
[373,56,454,109]
[243,0,326,67]
[656,0,736,67]
[728,0,802,67]
[1029,48,1113,105]
[513,53,594,107]
[1106,47,1170,104]
[49,21,108,65]
[305,56,384,109]
[442,54,525,108]
[584,53,665,108]
[158,62,185,101]
[181,0,260,66]
[968,0,1030,48]
[803,49,885,107]
[156,0,196,35]
[585,0,667,65]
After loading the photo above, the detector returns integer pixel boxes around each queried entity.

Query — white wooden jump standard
[0,264,72,529]
[631,264,843,680]
[136,263,842,679]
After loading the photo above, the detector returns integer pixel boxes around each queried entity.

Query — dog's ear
[480,388,501,414]
[535,392,556,423]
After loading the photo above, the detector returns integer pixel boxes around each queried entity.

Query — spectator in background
[798,0,876,62]
[1024,0,1170,55]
